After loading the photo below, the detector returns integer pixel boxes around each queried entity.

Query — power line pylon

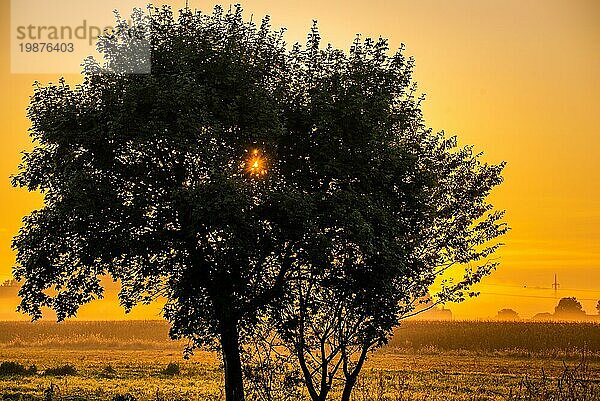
[552,273,560,298]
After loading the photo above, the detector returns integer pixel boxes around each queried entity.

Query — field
[0,321,598,401]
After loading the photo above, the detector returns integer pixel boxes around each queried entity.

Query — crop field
[0,320,598,401]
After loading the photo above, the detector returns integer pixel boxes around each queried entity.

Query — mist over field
[0,320,598,400]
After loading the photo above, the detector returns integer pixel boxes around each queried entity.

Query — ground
[0,321,598,400]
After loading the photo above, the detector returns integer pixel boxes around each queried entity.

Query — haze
[1,0,599,320]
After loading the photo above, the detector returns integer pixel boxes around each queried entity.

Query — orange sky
[1,0,599,320]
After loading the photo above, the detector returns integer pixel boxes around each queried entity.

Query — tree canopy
[554,297,586,318]
[12,5,507,401]
[496,309,520,321]
[269,25,507,401]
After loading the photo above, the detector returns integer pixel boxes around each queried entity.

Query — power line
[551,287,600,293]
[478,282,600,294]
[478,291,598,302]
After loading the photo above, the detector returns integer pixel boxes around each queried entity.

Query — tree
[268,25,507,401]
[12,6,306,401]
[554,297,586,319]
[597,300,600,315]
[496,309,520,321]
[12,5,507,401]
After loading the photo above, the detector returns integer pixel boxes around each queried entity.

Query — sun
[245,149,268,178]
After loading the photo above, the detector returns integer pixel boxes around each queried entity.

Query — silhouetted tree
[596,300,599,315]
[496,308,520,321]
[554,297,586,319]
[12,6,305,401]
[270,25,507,401]
[12,5,507,401]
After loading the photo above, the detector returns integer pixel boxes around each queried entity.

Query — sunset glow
[1,0,599,320]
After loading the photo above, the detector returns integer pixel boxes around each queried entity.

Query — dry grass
[389,321,600,359]
[0,321,183,351]
[0,321,598,400]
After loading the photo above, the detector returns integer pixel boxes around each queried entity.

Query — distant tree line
[497,296,600,322]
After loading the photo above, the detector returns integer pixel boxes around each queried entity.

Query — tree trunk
[340,375,357,401]
[220,319,245,401]
[340,345,370,401]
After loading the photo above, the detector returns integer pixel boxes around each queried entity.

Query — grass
[0,320,598,400]
[389,321,600,358]
[0,321,182,351]
[43,364,77,377]
[0,361,36,377]
[160,363,180,376]
[0,349,222,400]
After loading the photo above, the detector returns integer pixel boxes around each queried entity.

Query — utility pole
[552,273,560,298]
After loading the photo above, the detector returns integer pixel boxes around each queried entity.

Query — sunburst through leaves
[244,149,268,178]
